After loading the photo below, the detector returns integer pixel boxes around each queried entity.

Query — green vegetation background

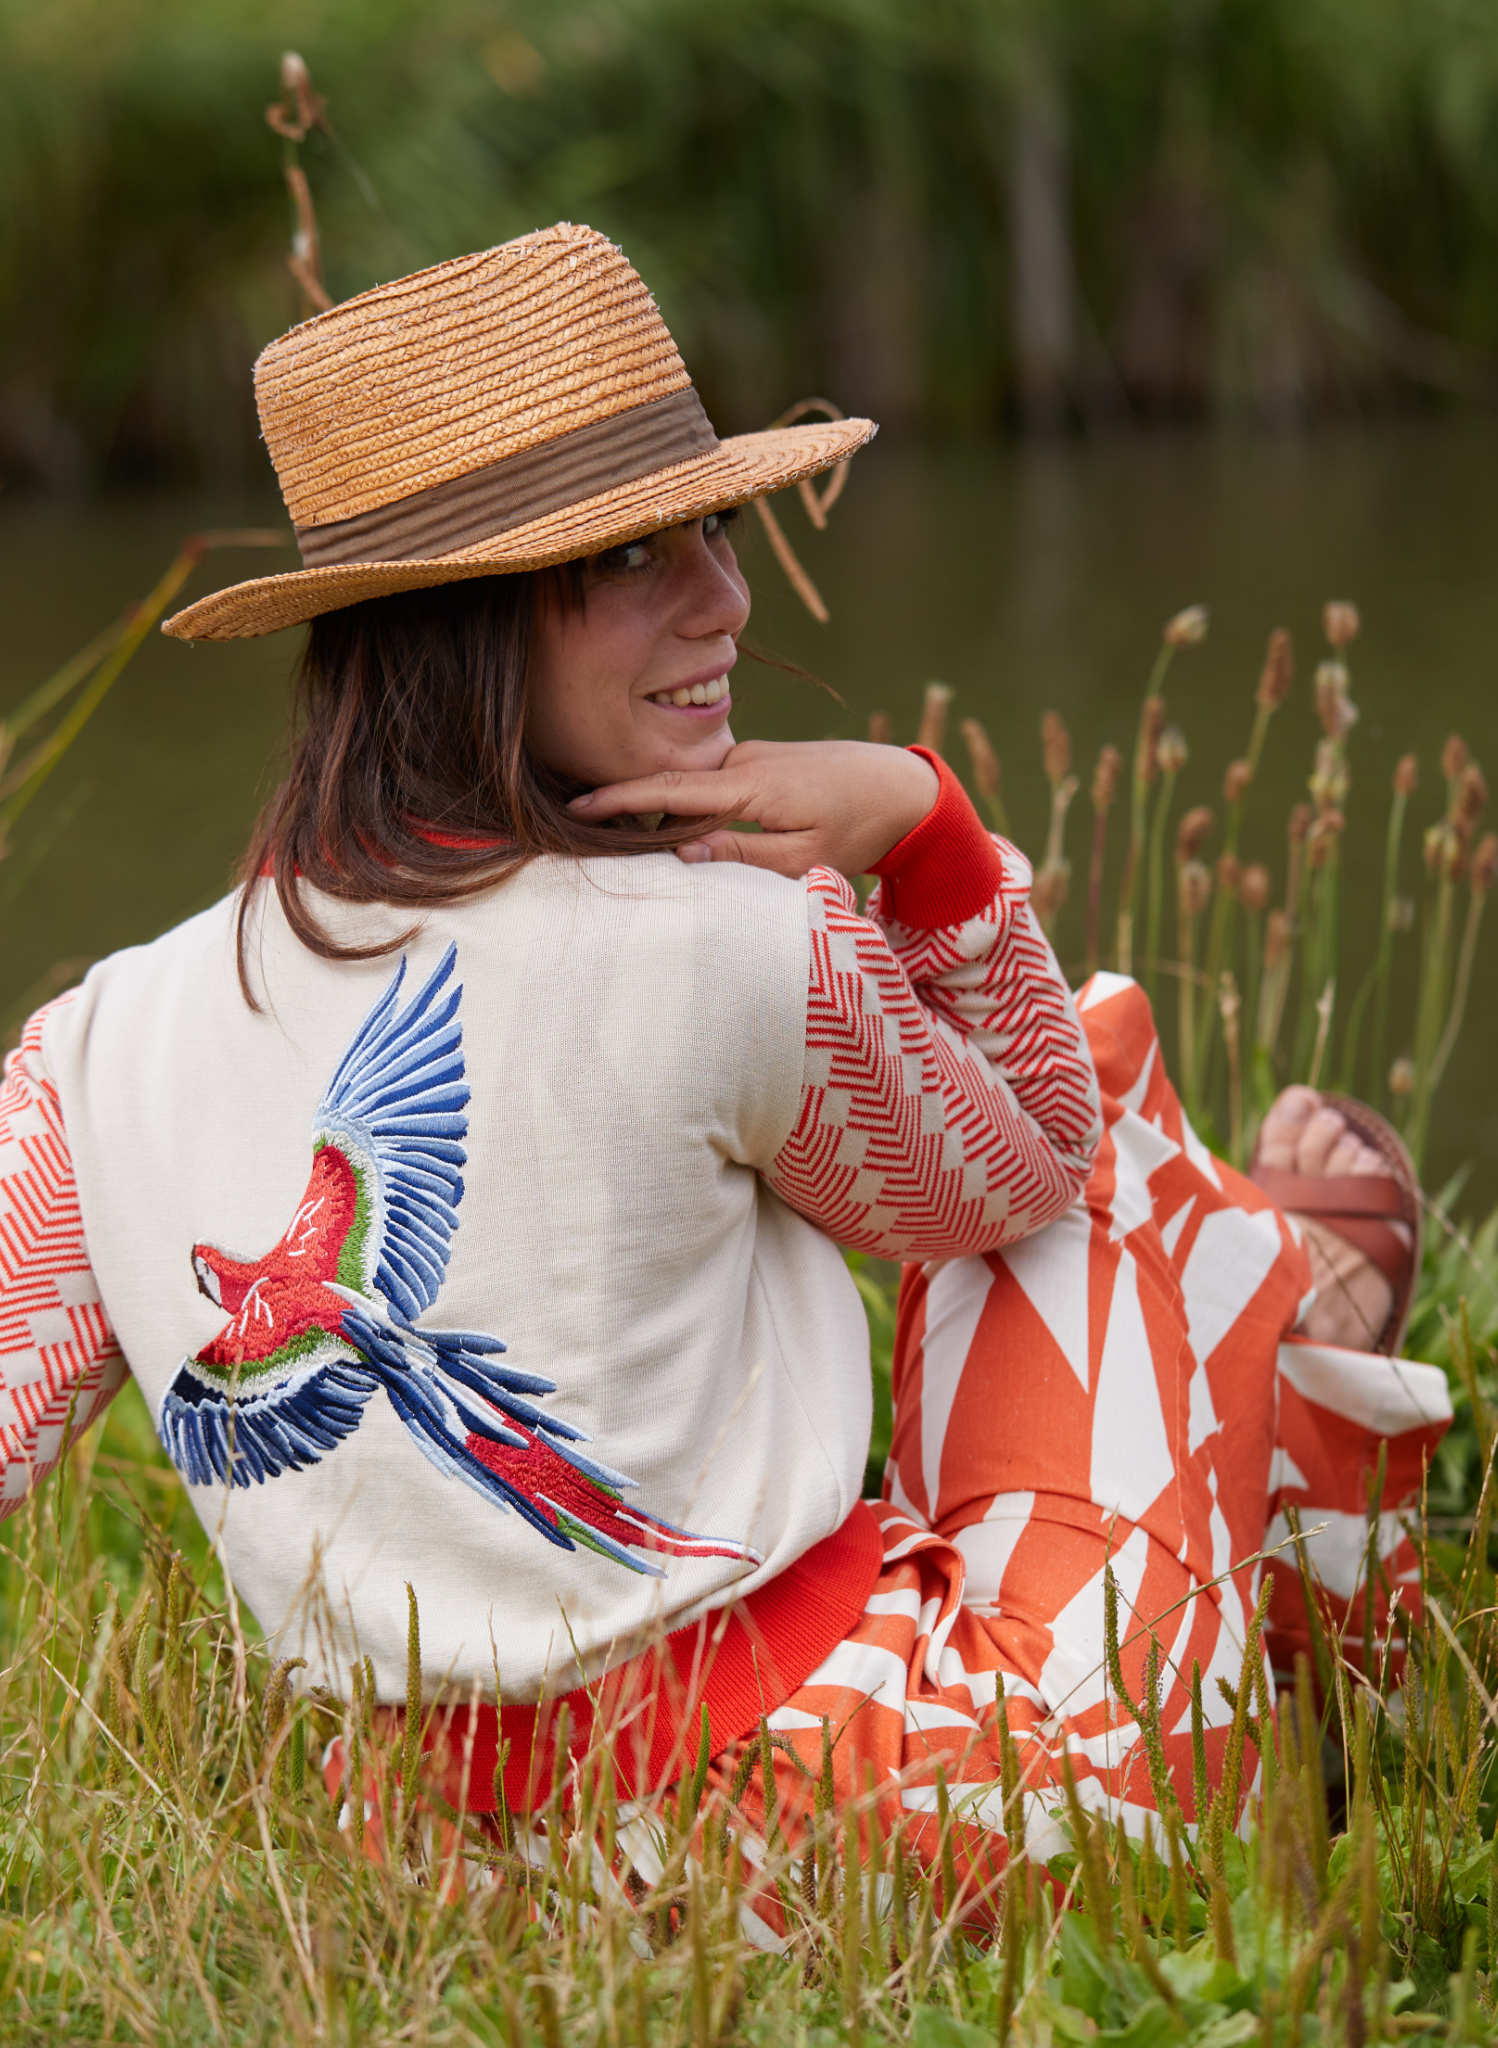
[6,0,1498,489]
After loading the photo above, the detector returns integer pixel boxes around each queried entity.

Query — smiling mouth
[646,674,731,710]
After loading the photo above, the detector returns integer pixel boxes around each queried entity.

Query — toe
[1325,1130,1366,1176]
[1297,1106,1349,1177]
[1258,1085,1322,1168]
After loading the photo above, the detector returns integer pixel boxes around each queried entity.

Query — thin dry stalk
[917,682,954,756]
[267,53,334,313]
[1086,744,1122,977]
[1115,609,1203,975]
[959,716,1007,834]
[751,497,829,624]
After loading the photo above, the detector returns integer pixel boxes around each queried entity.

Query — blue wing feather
[160,1353,379,1489]
[316,943,469,1321]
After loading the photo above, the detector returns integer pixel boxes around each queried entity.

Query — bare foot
[1256,1085,1410,1348]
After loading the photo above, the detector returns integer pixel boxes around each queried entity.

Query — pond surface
[4,417,1497,1204]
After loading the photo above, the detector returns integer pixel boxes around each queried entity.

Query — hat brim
[162,417,875,641]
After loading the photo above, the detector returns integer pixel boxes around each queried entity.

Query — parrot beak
[192,1248,222,1306]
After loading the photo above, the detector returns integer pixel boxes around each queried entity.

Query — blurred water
[3,417,1496,1202]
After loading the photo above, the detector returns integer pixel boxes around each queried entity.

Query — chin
[671,724,735,772]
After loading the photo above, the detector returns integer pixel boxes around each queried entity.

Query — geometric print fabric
[0,1000,126,1514]
[706,974,1452,1935]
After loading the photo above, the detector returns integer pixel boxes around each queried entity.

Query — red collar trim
[258,822,510,878]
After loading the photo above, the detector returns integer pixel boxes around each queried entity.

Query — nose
[672,524,751,643]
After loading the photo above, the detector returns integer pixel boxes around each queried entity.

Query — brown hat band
[294,385,720,567]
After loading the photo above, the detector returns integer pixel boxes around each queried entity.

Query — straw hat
[163,223,876,641]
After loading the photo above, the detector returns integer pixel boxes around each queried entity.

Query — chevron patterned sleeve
[763,750,1101,1259]
[0,997,128,1519]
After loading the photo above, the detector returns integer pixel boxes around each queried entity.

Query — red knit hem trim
[870,747,1008,929]
[408,1501,885,1812]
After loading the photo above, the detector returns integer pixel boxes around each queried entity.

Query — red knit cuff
[870,746,1009,927]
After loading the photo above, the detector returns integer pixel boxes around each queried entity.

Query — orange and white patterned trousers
[675,973,1452,1925]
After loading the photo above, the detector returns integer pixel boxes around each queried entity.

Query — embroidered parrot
[158,944,758,1576]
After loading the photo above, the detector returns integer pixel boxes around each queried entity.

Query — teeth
[649,675,730,708]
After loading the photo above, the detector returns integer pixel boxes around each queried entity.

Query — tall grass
[4,1287,1498,2044]
[953,602,1493,1177]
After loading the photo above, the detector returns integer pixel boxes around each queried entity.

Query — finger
[675,829,818,878]
[569,769,751,823]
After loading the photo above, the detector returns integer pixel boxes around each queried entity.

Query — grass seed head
[1472,831,1498,893]
[1163,604,1209,647]
[1311,737,1349,813]
[1240,864,1271,912]
[1425,822,1462,879]
[1389,1055,1415,1097]
[1394,752,1419,796]
[1224,758,1253,803]
[1041,710,1071,785]
[1157,726,1188,777]
[1217,851,1241,896]
[1265,907,1291,966]
[1443,733,1470,784]
[1323,601,1361,649]
[1178,859,1211,916]
[1314,661,1358,740]
[1257,627,1295,710]
[867,710,892,746]
[1091,741,1122,811]
[1175,804,1214,861]
[1457,763,1488,835]
[917,682,953,755]
[1308,810,1344,868]
[1288,802,1312,848]
[959,717,1000,798]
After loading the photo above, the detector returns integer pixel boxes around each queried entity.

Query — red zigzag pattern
[0,998,125,1515]
[767,852,1102,1260]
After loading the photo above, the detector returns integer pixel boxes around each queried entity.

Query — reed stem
[1145,767,1177,990]
[1086,806,1108,979]
[1421,880,1489,1141]
[1341,784,1409,1099]
[1116,642,1174,975]
[1408,866,1457,1164]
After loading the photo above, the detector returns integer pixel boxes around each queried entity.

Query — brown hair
[235,569,710,1002]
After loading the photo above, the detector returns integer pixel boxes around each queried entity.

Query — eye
[703,506,741,540]
[592,537,654,576]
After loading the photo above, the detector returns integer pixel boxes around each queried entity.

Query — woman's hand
[567,740,940,879]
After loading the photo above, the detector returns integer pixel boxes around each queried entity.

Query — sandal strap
[1247,1165,1408,1221]
[1249,1155,1417,1342]
[1304,1215,1416,1292]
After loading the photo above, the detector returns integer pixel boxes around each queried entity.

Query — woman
[0,225,1450,1925]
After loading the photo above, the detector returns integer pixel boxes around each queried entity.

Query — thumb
[676,829,817,878]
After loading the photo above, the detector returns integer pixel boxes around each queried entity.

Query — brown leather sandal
[1249,1092,1422,1356]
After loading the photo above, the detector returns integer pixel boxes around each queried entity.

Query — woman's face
[526,511,750,789]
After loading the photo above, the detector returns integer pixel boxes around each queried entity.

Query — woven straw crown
[164,223,875,640]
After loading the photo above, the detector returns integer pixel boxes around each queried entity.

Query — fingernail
[678,841,712,863]
[568,792,597,811]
